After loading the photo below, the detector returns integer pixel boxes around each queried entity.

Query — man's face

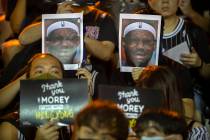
[29,55,63,79]
[124,30,155,67]
[46,28,80,64]
[148,0,179,18]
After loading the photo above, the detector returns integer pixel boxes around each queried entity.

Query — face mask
[141,136,165,140]
[31,73,58,80]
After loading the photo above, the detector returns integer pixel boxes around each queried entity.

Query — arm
[18,22,42,45]
[0,74,26,110]
[179,0,209,32]
[84,36,115,61]
[10,0,26,34]
[182,98,195,121]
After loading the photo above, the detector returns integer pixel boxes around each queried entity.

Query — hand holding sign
[180,47,202,68]
[35,121,60,140]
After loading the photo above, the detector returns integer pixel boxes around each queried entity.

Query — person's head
[73,100,129,140]
[135,109,188,140]
[57,0,98,14]
[123,22,156,67]
[46,21,80,64]
[136,66,183,116]
[26,53,64,79]
[147,0,179,18]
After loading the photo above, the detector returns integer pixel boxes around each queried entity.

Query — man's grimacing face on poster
[123,22,156,67]
[46,21,80,64]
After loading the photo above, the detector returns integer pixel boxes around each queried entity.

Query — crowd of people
[0,0,210,140]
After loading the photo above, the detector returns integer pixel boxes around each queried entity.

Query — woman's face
[148,0,179,17]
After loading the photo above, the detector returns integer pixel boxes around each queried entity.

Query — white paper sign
[163,41,190,64]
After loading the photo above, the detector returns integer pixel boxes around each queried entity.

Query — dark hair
[136,66,184,116]
[11,53,64,81]
[26,53,64,78]
[135,109,188,140]
[74,100,129,140]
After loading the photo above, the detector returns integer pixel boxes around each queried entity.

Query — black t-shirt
[65,9,118,99]
[160,18,210,99]
[83,9,118,77]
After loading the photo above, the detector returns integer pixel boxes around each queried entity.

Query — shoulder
[191,121,203,128]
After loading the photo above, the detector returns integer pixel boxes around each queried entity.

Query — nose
[61,40,70,47]
[136,40,144,49]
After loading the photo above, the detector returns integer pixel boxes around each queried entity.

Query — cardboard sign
[20,79,89,126]
[98,85,164,128]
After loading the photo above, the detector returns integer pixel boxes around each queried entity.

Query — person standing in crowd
[122,21,157,67]
[57,0,118,98]
[72,100,129,140]
[135,109,188,140]
[0,53,68,140]
[147,0,210,123]
[136,65,210,140]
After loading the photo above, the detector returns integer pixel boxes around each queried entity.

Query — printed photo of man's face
[45,20,80,64]
[123,22,156,67]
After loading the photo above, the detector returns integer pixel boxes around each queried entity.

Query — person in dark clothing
[0,53,65,140]
[147,0,210,123]
[57,1,118,99]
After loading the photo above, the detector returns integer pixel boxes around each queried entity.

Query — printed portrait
[119,14,161,72]
[42,13,83,70]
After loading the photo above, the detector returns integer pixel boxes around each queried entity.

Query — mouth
[161,6,169,11]
[133,54,145,60]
